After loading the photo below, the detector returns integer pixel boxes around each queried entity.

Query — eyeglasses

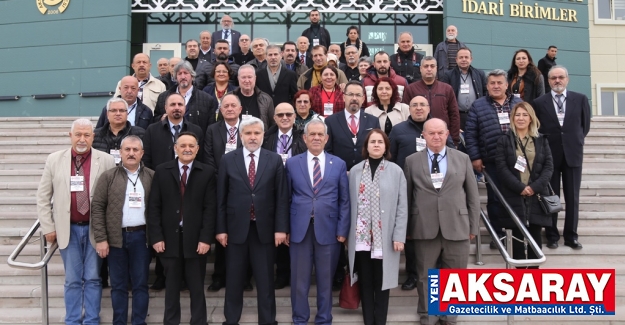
[240,39,250,42]
[549,76,567,80]
[108,109,128,113]
[410,103,429,108]
[276,113,294,118]
[296,100,310,104]
[344,93,364,98]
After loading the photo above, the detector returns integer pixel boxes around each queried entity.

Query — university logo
[36,0,70,15]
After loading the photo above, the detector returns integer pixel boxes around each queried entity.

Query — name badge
[128,192,143,208]
[431,172,444,189]
[557,112,565,126]
[242,114,252,121]
[280,153,289,165]
[70,176,85,192]
[514,93,521,98]
[514,156,527,172]
[225,142,237,154]
[498,112,510,125]
[460,83,470,94]
[324,103,333,116]
[313,38,320,46]
[110,149,121,165]
[416,138,426,152]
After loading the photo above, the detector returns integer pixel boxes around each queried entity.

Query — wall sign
[461,0,582,22]
[36,0,70,15]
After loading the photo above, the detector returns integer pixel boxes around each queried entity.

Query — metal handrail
[7,219,57,325]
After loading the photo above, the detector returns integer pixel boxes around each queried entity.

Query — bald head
[409,95,430,122]
[274,103,296,133]
[168,57,182,75]
[423,118,449,153]
[119,76,139,105]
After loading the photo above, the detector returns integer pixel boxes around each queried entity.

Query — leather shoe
[546,241,559,249]
[207,280,224,292]
[274,277,289,289]
[489,240,497,250]
[402,277,417,291]
[150,276,166,291]
[244,282,253,291]
[564,240,583,250]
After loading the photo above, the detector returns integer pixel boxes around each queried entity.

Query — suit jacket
[37,148,116,249]
[153,86,218,134]
[202,119,243,171]
[216,148,289,245]
[261,125,307,157]
[533,91,591,168]
[324,110,381,170]
[142,118,204,170]
[404,148,480,241]
[285,152,350,245]
[95,97,153,130]
[147,159,216,258]
[212,29,242,55]
[256,67,298,107]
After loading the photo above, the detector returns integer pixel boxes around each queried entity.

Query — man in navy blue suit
[285,118,350,325]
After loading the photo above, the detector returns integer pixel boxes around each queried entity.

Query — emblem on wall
[36,0,70,15]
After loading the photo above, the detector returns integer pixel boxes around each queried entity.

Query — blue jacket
[95,97,153,130]
[464,94,523,163]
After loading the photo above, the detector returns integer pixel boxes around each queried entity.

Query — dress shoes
[150,276,166,291]
[274,277,289,289]
[244,281,254,291]
[402,277,417,291]
[207,280,224,292]
[546,241,559,249]
[564,240,583,250]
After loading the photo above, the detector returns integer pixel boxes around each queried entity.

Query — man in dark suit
[256,44,298,108]
[533,65,590,250]
[261,103,307,289]
[212,15,242,55]
[216,117,289,325]
[296,36,313,69]
[95,76,153,130]
[404,118,480,325]
[285,118,350,325]
[148,131,216,325]
[195,39,241,90]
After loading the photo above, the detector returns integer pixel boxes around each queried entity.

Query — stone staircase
[0,116,624,324]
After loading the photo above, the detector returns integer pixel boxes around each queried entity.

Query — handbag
[518,136,563,215]
[339,269,360,309]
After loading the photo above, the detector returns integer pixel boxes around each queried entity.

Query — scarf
[355,159,384,258]
[311,64,326,88]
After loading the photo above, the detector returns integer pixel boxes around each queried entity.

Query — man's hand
[96,241,109,258]
[275,232,287,247]
[153,241,165,253]
[393,241,404,252]
[470,234,476,240]
[337,236,346,243]
[216,233,228,247]
[472,159,484,173]
[285,234,290,247]
[44,231,57,244]
[197,242,210,255]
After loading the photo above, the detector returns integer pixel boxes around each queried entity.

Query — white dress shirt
[277,129,293,156]
[243,147,260,176]
[178,159,193,182]
[121,165,145,227]
[307,150,326,186]
[127,100,138,127]
[177,85,194,105]
[550,89,568,115]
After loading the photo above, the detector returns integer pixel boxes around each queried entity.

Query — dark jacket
[231,86,275,130]
[325,110,381,170]
[537,54,556,93]
[495,131,554,228]
[401,80,461,145]
[91,162,155,248]
[141,118,204,170]
[261,125,307,157]
[232,51,256,66]
[434,39,467,76]
[507,68,545,105]
[153,85,218,134]
[148,159,217,258]
[388,115,454,169]
[362,67,409,107]
[95,97,153,130]
[339,39,370,63]
[195,59,240,90]
[440,66,488,108]
[301,24,331,51]
[158,73,177,91]
[256,66,298,108]
[93,121,146,154]
[464,94,523,163]
[201,119,243,172]
[390,47,423,84]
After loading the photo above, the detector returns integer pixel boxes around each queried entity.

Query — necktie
[75,155,89,215]
[300,54,305,65]
[431,153,440,174]
[173,124,181,140]
[249,153,256,220]
[224,29,230,39]
[228,126,237,144]
[180,165,188,221]
[280,134,288,154]
[312,157,322,194]
[349,115,358,135]
[556,94,564,113]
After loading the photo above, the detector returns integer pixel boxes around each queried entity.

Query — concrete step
[0,159,46,170]
[0,170,43,182]
[580,181,625,196]
[583,158,625,168]
[0,197,37,212]
[471,243,625,265]
[581,169,625,181]
[0,182,40,197]
[583,148,625,159]
[0,132,70,142]
[0,139,70,146]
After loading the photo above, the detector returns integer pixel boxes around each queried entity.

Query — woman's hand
[393,241,404,252]
[521,186,534,196]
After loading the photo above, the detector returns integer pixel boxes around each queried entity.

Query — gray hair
[199,30,211,37]
[71,118,94,133]
[345,45,358,52]
[174,60,196,79]
[120,135,144,149]
[421,56,436,65]
[304,119,327,135]
[106,97,128,111]
[398,31,413,41]
[239,117,265,133]
[549,65,569,78]
[266,44,281,53]
[238,64,256,75]
[487,69,508,79]
[358,56,372,65]
[221,93,241,106]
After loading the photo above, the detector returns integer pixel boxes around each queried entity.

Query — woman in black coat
[495,102,553,268]
[507,49,545,104]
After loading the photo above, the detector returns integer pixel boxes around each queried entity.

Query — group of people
[36,10,590,325]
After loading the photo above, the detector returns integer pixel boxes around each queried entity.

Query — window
[597,85,625,115]
[595,0,625,23]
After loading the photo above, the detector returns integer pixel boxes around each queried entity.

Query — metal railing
[7,220,58,325]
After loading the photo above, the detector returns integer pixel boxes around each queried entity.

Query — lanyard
[321,87,335,103]
[128,172,140,192]
[552,95,567,112]
[460,73,469,84]
[228,126,239,142]
[74,156,86,174]
[428,151,447,164]
[279,134,293,153]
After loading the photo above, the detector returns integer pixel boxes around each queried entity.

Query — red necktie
[180,165,188,221]
[300,54,305,65]
[75,155,89,215]
[248,153,256,220]
[349,115,358,135]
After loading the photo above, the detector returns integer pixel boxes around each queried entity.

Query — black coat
[93,121,146,154]
[158,73,177,91]
[390,48,423,84]
[147,159,216,258]
[195,59,240,90]
[495,131,554,228]
[440,66,488,106]
[255,67,298,107]
[537,55,556,93]
[261,125,307,157]
[216,148,289,245]
[507,68,545,105]
[389,115,454,169]
[141,118,204,170]
[201,119,243,172]
[95,97,153,130]
[301,24,331,51]
[324,110,381,170]
[153,86,218,134]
